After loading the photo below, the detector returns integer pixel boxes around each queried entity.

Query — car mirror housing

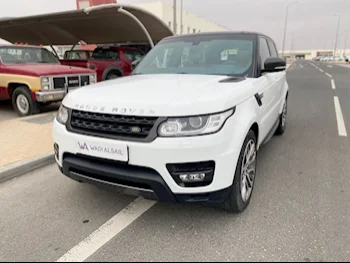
[263,57,286,73]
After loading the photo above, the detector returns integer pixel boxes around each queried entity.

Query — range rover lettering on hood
[74,104,156,115]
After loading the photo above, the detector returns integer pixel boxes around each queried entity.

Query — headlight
[89,74,96,84]
[158,108,235,137]
[42,85,50,91]
[41,77,50,83]
[41,76,51,90]
[56,105,69,125]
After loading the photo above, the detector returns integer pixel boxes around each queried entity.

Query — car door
[267,39,286,101]
[256,37,281,141]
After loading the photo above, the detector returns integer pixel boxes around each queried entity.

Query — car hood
[63,74,261,116]
[6,64,94,76]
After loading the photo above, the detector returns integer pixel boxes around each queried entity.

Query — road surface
[0,100,60,122]
[0,61,349,261]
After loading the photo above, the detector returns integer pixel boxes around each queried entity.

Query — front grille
[67,76,80,87]
[52,75,90,89]
[53,77,65,89]
[80,76,90,86]
[68,110,160,142]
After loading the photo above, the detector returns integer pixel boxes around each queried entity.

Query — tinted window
[134,34,255,77]
[65,51,89,60]
[268,40,278,57]
[124,50,144,61]
[259,38,271,69]
[91,48,120,60]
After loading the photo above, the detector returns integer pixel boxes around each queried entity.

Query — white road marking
[327,65,333,68]
[56,197,157,262]
[334,96,347,137]
[331,79,336,90]
[300,65,304,69]
[326,73,332,78]
[319,69,324,73]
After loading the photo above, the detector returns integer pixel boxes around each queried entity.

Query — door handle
[254,93,264,106]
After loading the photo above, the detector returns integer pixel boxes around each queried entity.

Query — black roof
[163,31,275,42]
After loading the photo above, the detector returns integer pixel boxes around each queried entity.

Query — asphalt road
[0,100,60,122]
[1,61,349,262]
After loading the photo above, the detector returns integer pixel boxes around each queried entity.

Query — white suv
[53,32,289,213]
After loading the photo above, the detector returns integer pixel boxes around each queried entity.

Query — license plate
[76,140,128,162]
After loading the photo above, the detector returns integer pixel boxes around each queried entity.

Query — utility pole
[344,30,350,56]
[282,1,298,56]
[333,14,341,60]
[180,0,183,35]
[173,0,177,35]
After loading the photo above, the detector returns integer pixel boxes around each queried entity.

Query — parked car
[60,46,145,82]
[0,45,96,116]
[60,50,92,69]
[53,32,289,213]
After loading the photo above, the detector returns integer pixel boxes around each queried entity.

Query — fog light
[179,173,206,182]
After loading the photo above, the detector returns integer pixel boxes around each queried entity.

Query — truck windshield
[133,34,255,77]
[0,47,59,65]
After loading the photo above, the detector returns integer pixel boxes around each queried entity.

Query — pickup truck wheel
[275,98,288,136]
[106,73,119,80]
[12,87,40,117]
[222,130,257,213]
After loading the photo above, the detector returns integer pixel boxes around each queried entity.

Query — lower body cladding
[52,118,244,205]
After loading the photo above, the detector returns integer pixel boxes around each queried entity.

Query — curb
[0,153,55,184]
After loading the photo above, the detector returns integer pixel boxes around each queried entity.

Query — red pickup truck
[0,45,96,116]
[60,47,144,82]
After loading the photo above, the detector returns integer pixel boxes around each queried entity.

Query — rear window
[64,51,90,60]
[91,48,120,60]
[123,50,144,61]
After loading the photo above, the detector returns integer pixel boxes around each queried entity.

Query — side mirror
[263,57,286,72]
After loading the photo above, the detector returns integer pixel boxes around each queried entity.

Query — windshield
[133,34,255,77]
[0,47,59,65]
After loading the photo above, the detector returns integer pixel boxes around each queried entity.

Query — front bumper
[36,90,66,103]
[53,114,244,201]
[59,153,230,203]
[35,88,80,103]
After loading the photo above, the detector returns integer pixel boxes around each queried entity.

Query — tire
[275,97,288,136]
[222,130,257,213]
[106,73,120,80]
[12,86,40,117]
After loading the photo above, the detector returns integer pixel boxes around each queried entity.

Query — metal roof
[0,4,174,46]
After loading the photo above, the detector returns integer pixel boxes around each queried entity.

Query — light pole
[333,14,341,60]
[180,0,183,35]
[344,29,350,56]
[282,1,298,56]
[173,0,177,34]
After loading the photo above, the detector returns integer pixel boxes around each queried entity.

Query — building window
[193,29,196,33]
[169,22,171,28]
[188,27,190,34]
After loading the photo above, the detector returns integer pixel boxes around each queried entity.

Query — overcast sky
[1,0,350,50]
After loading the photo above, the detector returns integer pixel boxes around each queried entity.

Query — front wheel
[275,98,288,136]
[12,86,40,117]
[222,130,257,213]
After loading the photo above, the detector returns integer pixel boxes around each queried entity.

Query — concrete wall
[134,1,230,35]
[280,49,350,60]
